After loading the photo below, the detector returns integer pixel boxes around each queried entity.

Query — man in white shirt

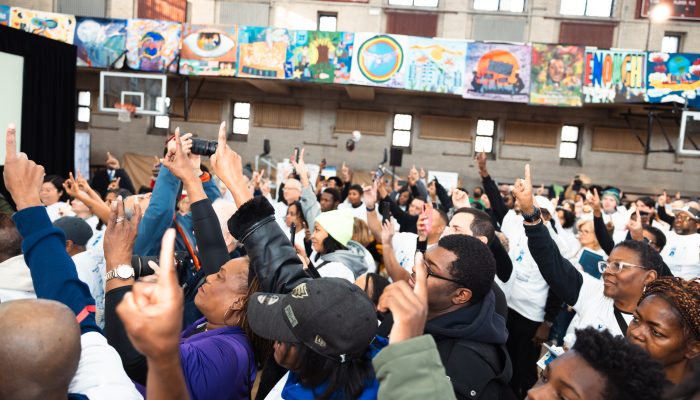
[661,206,700,279]
[338,184,369,221]
[273,178,302,230]
[600,188,628,243]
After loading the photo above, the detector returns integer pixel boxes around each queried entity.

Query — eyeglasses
[598,260,648,274]
[426,264,464,286]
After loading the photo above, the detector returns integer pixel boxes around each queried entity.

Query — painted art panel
[529,44,584,107]
[463,42,531,103]
[285,30,354,84]
[646,52,700,109]
[0,5,10,26]
[10,7,75,43]
[237,26,289,79]
[75,17,127,68]
[350,32,409,88]
[179,24,237,76]
[404,37,467,95]
[125,19,181,73]
[583,49,646,104]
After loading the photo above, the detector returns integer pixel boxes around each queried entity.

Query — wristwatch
[521,207,542,223]
[106,264,135,282]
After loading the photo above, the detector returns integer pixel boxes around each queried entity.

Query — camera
[190,138,218,156]
[131,251,191,284]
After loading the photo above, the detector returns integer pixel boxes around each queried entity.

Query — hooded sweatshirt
[311,240,371,281]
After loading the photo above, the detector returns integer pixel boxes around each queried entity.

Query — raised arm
[477,152,508,225]
[63,172,111,224]
[380,220,411,282]
[591,189,615,255]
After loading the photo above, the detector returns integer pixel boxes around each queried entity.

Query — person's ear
[452,288,472,305]
[476,235,488,245]
[643,270,658,287]
[65,240,74,251]
[685,339,700,360]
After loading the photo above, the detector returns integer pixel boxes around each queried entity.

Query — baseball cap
[672,205,700,221]
[315,210,354,246]
[247,278,377,362]
[53,217,93,246]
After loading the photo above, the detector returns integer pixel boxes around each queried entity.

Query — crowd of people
[1,120,699,400]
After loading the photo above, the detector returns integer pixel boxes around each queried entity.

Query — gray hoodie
[314,240,370,279]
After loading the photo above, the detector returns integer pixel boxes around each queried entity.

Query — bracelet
[366,205,376,212]
[523,217,543,226]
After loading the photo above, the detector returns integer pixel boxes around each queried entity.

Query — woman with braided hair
[628,277,700,385]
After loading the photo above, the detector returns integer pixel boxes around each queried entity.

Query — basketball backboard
[99,71,168,115]
[677,111,700,157]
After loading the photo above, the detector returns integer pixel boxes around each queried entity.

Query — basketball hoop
[114,102,136,123]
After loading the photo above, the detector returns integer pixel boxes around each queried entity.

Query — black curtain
[0,25,76,206]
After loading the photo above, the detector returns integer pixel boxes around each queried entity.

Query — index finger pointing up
[524,164,531,187]
[5,123,16,160]
[217,121,227,149]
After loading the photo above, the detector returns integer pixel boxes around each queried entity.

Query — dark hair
[137,186,152,194]
[0,214,22,263]
[472,186,484,198]
[43,175,69,202]
[452,207,495,244]
[328,177,343,188]
[557,207,576,229]
[435,209,449,226]
[320,235,347,255]
[643,226,667,251]
[639,277,700,341]
[288,201,306,228]
[362,273,390,306]
[636,196,656,209]
[437,234,495,303]
[321,188,341,204]
[286,342,375,400]
[347,184,363,196]
[397,187,413,205]
[239,277,273,367]
[613,240,666,275]
[572,328,667,400]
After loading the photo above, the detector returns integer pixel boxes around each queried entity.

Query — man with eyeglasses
[661,206,700,279]
[512,165,666,349]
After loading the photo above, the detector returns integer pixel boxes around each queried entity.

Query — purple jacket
[180,318,256,400]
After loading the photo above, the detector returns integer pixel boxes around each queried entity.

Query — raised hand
[62,173,86,199]
[408,165,419,186]
[589,188,602,217]
[657,191,668,207]
[476,151,488,177]
[381,219,396,246]
[3,123,44,210]
[377,252,428,344]
[512,164,535,215]
[209,121,249,205]
[419,167,426,180]
[108,177,122,191]
[106,151,120,169]
[451,188,470,210]
[104,195,142,271]
[162,128,198,183]
[627,209,644,241]
[363,181,378,210]
[340,162,351,182]
[290,148,309,188]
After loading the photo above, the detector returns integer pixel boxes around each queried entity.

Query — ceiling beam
[245,79,291,95]
[345,85,375,101]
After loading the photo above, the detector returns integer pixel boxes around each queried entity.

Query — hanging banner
[0,5,10,26]
[529,44,584,107]
[463,43,531,103]
[583,49,646,104]
[404,37,466,95]
[75,17,127,68]
[350,32,409,88]
[237,26,289,79]
[125,19,181,73]
[646,52,700,108]
[10,7,75,43]
[285,30,354,83]
[179,24,237,76]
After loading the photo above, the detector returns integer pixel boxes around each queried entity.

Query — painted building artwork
[179,24,237,76]
[237,26,289,79]
[285,30,354,83]
[404,37,466,95]
[125,19,181,73]
[646,52,700,108]
[0,5,10,26]
[583,49,647,104]
[529,44,584,107]
[351,33,408,88]
[463,43,531,103]
[9,7,75,43]
[75,17,127,68]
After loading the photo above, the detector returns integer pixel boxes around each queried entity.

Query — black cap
[247,278,377,362]
[53,217,93,246]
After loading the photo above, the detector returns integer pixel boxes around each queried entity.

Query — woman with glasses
[512,165,666,348]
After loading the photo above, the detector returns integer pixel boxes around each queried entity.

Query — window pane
[561,125,579,142]
[394,114,412,130]
[77,106,90,123]
[154,115,170,129]
[501,0,525,12]
[414,0,439,6]
[585,0,613,17]
[233,118,249,135]
[392,130,412,147]
[389,0,413,5]
[318,15,337,32]
[474,136,493,153]
[234,102,251,119]
[474,0,499,11]
[477,119,495,136]
[559,142,578,159]
[661,35,680,53]
[560,0,585,15]
[78,91,91,107]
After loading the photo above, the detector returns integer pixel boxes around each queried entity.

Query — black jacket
[91,168,136,198]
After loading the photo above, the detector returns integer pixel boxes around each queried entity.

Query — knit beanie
[315,210,354,246]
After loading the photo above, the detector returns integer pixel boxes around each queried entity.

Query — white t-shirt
[68,331,143,399]
[309,251,356,282]
[563,273,633,348]
[264,372,289,399]
[338,201,369,222]
[661,232,700,280]
[72,251,106,328]
[45,201,73,222]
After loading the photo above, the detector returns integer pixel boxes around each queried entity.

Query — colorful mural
[75,17,127,68]
[0,5,10,26]
[10,7,75,43]
[350,33,408,88]
[285,30,354,83]
[583,49,646,103]
[237,26,289,79]
[404,37,466,95]
[179,24,237,76]
[463,43,531,103]
[125,19,181,73]
[529,44,584,107]
[646,52,700,108]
